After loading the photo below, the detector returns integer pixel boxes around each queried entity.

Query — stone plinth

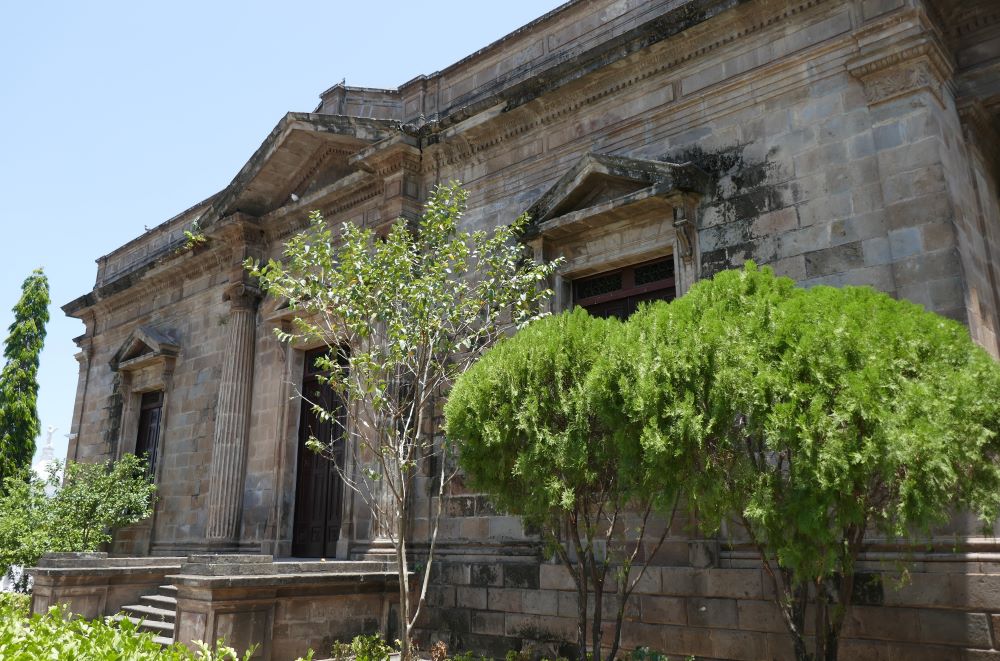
[30,552,185,619]
[169,555,398,661]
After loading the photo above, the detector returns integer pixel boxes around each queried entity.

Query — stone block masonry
[417,560,1000,660]
[59,0,1000,659]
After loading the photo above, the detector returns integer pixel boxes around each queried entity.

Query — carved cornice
[428,0,844,166]
[958,97,1000,181]
[847,31,954,106]
[941,2,1000,41]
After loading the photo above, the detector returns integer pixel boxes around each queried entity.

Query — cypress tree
[0,269,50,488]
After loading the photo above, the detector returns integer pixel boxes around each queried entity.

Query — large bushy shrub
[625,264,1000,661]
[447,308,691,661]
[451,262,1000,661]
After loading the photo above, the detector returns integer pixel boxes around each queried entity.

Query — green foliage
[330,639,352,661]
[52,453,158,550]
[628,262,1000,660]
[630,649,691,661]
[0,454,156,587]
[247,182,558,659]
[447,308,685,661]
[349,632,396,661]
[0,591,29,616]
[0,268,50,489]
[179,221,208,252]
[0,466,51,589]
[450,651,491,661]
[0,601,261,660]
[447,308,633,528]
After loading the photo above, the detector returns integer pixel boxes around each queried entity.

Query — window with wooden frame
[573,256,676,319]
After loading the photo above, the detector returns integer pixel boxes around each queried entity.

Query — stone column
[206,283,260,547]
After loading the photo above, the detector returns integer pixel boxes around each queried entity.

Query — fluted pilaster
[206,284,259,545]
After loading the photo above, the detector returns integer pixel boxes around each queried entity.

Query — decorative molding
[958,97,1000,182]
[673,203,697,265]
[847,31,954,106]
[428,0,845,166]
[223,282,262,311]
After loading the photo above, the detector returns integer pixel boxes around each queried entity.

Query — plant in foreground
[447,308,691,661]
[250,182,558,660]
[628,263,1000,661]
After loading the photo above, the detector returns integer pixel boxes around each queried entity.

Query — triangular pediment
[202,113,401,222]
[526,153,711,227]
[111,326,179,371]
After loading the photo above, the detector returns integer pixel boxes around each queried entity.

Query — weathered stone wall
[62,0,1000,657]
[415,559,1000,660]
[69,250,235,555]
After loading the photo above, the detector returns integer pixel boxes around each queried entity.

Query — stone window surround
[109,326,178,483]
[523,159,706,312]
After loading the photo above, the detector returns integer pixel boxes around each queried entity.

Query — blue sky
[0,1,566,464]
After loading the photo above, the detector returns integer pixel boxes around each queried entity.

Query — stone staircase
[116,584,178,647]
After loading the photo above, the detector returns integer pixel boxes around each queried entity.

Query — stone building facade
[56,0,1000,658]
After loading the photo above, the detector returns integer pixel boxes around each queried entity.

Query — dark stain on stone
[662,142,786,277]
[503,564,540,590]
[851,573,884,606]
[470,563,501,587]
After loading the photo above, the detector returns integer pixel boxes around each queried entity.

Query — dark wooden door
[292,348,346,558]
[135,391,163,480]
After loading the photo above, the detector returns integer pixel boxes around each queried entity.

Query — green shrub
[0,453,157,589]
[0,591,29,616]
[349,632,397,661]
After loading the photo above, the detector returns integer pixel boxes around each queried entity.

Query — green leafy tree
[628,263,1000,661]
[50,453,158,550]
[0,269,50,488]
[446,308,685,661]
[247,182,558,660]
[0,454,157,590]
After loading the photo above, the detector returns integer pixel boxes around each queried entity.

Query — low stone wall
[415,553,1000,661]
[170,555,399,661]
[30,552,184,619]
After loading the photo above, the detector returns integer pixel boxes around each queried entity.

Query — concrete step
[152,635,175,648]
[115,613,175,635]
[140,593,177,609]
[121,603,175,621]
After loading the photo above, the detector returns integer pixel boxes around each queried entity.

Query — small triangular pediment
[525,153,712,229]
[110,326,179,371]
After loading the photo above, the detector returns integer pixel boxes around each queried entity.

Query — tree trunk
[575,569,588,661]
[591,573,604,661]
[397,513,412,661]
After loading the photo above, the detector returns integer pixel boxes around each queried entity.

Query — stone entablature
[60,0,1000,658]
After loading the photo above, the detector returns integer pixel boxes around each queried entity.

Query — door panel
[292,348,346,558]
[135,391,163,480]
